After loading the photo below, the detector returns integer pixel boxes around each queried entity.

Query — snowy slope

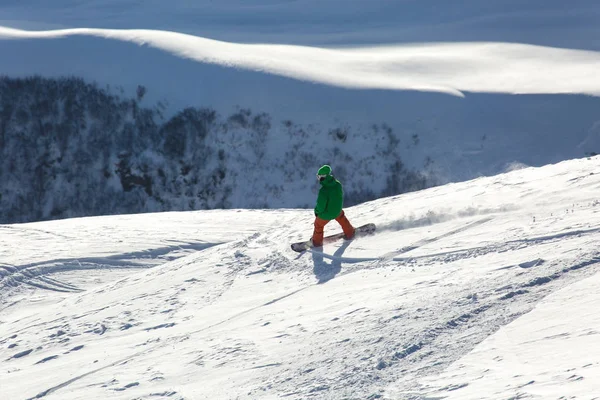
[2,156,600,399]
[420,273,600,399]
[0,210,293,311]
[2,0,600,187]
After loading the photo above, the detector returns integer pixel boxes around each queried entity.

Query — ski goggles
[317,174,329,180]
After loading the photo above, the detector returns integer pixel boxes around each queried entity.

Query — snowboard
[291,223,376,252]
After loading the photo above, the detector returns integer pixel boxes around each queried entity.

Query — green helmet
[317,164,332,178]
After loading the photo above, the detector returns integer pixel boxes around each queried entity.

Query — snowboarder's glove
[314,211,318,217]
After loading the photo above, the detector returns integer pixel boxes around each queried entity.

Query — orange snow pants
[312,210,355,247]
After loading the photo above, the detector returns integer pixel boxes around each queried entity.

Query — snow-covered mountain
[2,1,600,223]
[2,156,600,399]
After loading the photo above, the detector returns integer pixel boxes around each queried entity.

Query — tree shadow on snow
[312,240,352,284]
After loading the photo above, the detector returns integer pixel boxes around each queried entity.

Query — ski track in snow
[0,241,218,295]
[2,157,600,399]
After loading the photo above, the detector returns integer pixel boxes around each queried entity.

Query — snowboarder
[311,165,355,247]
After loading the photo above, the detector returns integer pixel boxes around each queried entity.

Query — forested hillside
[0,76,431,223]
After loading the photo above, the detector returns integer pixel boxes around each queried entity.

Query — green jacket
[314,175,344,220]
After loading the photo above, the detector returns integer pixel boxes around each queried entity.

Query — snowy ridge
[2,156,600,399]
[3,26,600,97]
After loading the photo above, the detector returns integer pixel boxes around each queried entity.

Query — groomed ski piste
[2,156,600,399]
